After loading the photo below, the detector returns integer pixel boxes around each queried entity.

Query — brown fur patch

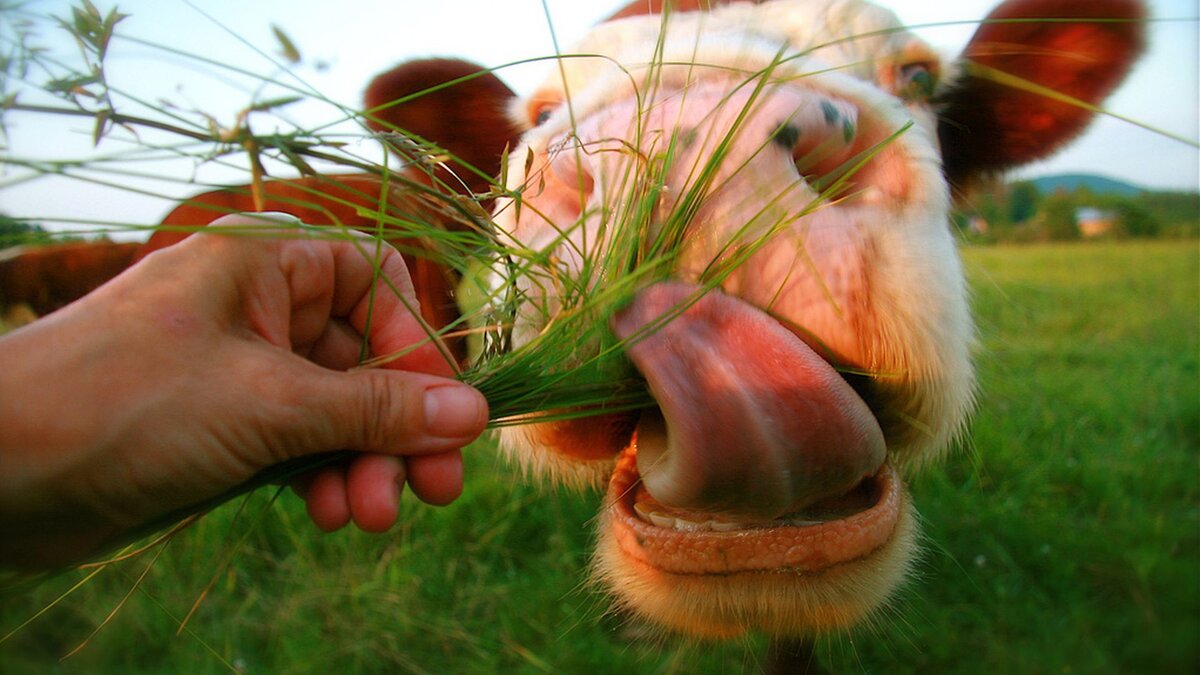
[364,59,520,194]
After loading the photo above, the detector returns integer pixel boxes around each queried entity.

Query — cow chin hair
[589,495,919,639]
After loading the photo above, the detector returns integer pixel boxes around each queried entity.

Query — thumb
[287,366,488,457]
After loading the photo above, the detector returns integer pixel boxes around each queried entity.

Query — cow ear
[935,0,1147,187]
[364,58,521,193]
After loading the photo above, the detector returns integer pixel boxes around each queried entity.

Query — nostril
[821,100,858,145]
[771,122,802,151]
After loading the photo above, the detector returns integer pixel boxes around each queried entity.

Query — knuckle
[357,372,417,452]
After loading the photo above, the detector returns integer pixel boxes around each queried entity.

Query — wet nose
[770,96,860,180]
[537,145,597,222]
[530,86,862,226]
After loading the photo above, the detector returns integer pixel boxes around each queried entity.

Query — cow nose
[771,96,860,181]
[539,145,597,222]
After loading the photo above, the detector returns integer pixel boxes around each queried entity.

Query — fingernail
[211,212,302,227]
[424,385,486,438]
[256,211,302,223]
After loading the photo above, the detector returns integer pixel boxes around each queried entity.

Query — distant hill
[1029,174,1145,197]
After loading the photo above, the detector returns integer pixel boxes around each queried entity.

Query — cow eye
[897,62,937,101]
[528,101,558,127]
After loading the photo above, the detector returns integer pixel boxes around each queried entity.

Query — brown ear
[935,0,1147,187]
[364,59,520,194]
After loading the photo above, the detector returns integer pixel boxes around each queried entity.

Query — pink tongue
[611,282,885,521]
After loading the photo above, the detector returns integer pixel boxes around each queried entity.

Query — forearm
[0,309,127,568]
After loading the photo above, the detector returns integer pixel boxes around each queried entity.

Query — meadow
[1,239,1197,673]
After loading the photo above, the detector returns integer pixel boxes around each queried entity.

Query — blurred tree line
[955,179,1200,243]
[0,215,103,249]
[0,214,55,247]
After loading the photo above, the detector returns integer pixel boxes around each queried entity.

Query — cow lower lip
[608,441,901,574]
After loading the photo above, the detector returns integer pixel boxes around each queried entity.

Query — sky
[2,0,1197,234]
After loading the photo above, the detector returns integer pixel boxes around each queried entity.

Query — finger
[327,237,456,377]
[405,450,464,506]
[290,366,487,457]
[303,319,363,370]
[327,234,415,318]
[195,215,385,354]
[304,467,351,532]
[199,213,320,349]
[346,454,405,533]
[197,217,453,376]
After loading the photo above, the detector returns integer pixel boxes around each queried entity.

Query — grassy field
[2,239,1197,673]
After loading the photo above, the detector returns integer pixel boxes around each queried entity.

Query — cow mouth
[604,280,899,574]
[610,448,900,574]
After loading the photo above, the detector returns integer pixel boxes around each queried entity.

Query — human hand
[0,214,488,569]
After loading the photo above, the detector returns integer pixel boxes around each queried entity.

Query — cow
[393,0,1142,642]
[0,0,1145,667]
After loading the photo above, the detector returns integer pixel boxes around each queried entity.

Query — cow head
[372,0,1145,637]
